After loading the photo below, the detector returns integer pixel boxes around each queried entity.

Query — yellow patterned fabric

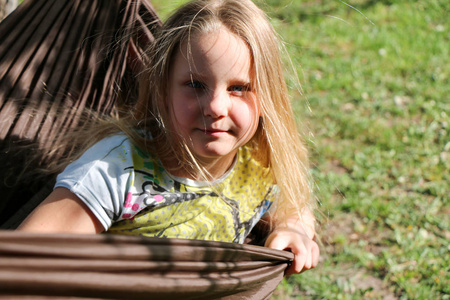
[108,142,276,243]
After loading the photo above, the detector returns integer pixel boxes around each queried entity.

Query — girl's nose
[203,90,231,118]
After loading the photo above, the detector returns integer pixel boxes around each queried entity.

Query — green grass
[151,1,449,298]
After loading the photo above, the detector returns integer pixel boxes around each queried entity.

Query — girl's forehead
[177,28,252,77]
[180,29,252,63]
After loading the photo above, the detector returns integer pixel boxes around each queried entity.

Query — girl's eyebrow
[189,71,251,82]
[185,65,251,84]
[188,72,208,80]
[188,75,252,87]
[182,69,208,82]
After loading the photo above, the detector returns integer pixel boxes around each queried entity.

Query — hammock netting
[0,0,293,298]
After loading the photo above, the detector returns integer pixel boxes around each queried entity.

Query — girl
[18,0,319,276]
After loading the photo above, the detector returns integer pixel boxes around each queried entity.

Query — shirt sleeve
[55,135,134,230]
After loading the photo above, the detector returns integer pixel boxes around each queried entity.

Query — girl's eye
[188,80,205,89]
[228,85,250,93]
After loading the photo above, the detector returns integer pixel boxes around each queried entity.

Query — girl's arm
[264,206,319,276]
[18,187,104,234]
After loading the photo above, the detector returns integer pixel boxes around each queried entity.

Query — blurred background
[2,0,448,299]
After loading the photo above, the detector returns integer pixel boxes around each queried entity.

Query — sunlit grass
[266,0,448,299]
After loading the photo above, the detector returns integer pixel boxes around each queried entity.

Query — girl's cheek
[182,100,201,117]
[249,96,260,119]
[245,92,260,115]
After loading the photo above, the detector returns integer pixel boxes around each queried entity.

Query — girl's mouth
[200,128,229,136]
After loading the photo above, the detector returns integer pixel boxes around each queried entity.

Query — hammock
[0,0,160,226]
[0,0,293,298]
[0,231,293,299]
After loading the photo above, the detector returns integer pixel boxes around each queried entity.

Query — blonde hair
[133,0,313,222]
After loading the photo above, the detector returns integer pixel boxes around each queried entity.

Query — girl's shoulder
[76,133,150,163]
[59,133,152,181]
[76,134,130,158]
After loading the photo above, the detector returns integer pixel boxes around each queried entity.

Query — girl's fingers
[303,249,312,270]
[265,237,284,250]
[311,241,320,267]
[294,251,307,274]
[265,230,320,276]
[292,240,320,274]
[265,231,291,251]
[294,246,310,274]
[303,240,319,271]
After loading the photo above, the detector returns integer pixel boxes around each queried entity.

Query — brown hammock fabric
[0,0,161,226]
[0,231,293,299]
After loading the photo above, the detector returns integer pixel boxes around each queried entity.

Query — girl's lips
[199,128,229,135]
[205,129,227,133]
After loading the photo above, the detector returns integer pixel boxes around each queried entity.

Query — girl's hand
[264,207,319,276]
[265,226,319,276]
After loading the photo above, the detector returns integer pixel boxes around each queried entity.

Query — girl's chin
[191,146,237,163]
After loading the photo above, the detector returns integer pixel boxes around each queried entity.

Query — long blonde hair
[132,0,313,221]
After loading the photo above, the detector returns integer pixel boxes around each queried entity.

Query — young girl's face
[168,28,259,170]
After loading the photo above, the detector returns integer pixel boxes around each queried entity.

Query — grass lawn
[151,0,448,298]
